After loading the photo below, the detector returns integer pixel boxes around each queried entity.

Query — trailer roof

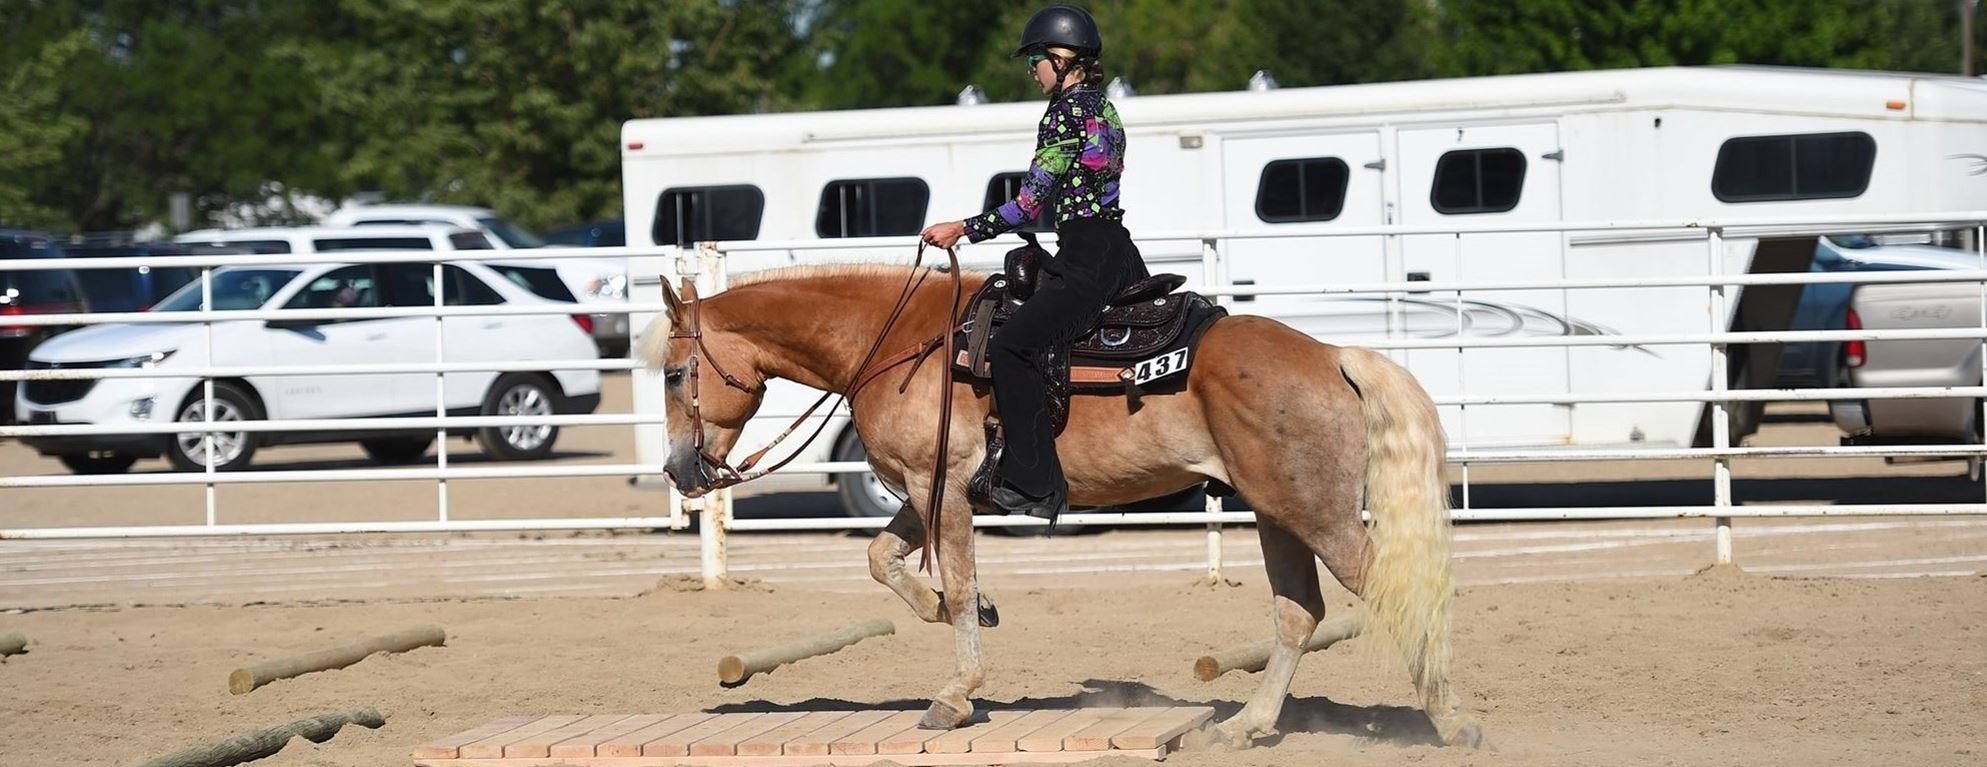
[622,65,1987,157]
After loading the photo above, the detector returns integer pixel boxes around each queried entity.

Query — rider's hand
[921,221,966,249]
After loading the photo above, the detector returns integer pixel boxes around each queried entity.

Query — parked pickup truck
[1829,261,1984,475]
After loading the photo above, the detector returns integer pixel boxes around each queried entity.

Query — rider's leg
[988,268,1093,503]
[986,218,1134,513]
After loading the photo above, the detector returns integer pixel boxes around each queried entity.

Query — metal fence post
[700,489,731,588]
[694,241,734,587]
[201,267,218,526]
[1707,228,1734,565]
[1202,237,1225,583]
[433,263,450,522]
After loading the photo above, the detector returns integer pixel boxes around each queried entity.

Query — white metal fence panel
[2,214,1984,587]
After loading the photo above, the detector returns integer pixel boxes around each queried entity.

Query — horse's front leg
[867,502,946,624]
[918,486,985,730]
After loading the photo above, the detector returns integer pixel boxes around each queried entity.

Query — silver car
[1829,248,1985,470]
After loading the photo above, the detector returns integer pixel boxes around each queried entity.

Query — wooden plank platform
[413,707,1214,766]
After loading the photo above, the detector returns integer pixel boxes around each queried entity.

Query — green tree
[0,32,89,231]
[0,1,333,233]
[306,0,813,231]
[798,0,1013,109]
[1232,0,1440,87]
[1431,0,1964,77]
[859,0,1438,104]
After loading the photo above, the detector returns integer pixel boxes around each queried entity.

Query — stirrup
[967,416,1004,509]
[989,482,1065,521]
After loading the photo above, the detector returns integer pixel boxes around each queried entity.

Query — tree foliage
[0,0,1976,236]
[1431,0,1964,76]
[290,0,812,231]
[0,31,90,231]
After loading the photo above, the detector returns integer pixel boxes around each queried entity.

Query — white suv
[15,227,601,474]
[320,204,630,355]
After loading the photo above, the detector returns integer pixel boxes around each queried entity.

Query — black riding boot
[986,217,1143,521]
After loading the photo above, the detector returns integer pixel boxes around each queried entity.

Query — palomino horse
[637,262,1482,748]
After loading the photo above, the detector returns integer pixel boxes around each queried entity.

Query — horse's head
[636,278,767,497]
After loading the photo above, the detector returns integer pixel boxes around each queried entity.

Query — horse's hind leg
[868,502,998,627]
[1211,519,1326,747]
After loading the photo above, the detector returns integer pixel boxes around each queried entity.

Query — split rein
[669,244,967,568]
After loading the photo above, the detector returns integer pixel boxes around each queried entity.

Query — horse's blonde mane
[634,307,672,374]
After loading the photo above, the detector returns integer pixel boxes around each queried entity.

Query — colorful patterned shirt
[963,85,1125,243]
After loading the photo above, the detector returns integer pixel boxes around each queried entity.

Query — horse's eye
[664,370,684,385]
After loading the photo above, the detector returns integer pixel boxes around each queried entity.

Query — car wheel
[167,382,262,472]
[59,451,137,475]
[833,431,903,518]
[477,374,559,461]
[360,436,434,464]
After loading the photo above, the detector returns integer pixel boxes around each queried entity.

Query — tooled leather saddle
[950,233,1227,506]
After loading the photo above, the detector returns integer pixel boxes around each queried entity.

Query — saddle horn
[1003,231,1049,301]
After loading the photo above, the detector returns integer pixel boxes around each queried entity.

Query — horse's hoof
[1202,721,1255,751]
[1445,721,1485,749]
[977,594,1000,628]
[917,700,969,730]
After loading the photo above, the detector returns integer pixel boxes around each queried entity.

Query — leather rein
[669,244,967,570]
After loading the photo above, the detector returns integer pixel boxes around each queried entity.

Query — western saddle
[950,233,1227,507]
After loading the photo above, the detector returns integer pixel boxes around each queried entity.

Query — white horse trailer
[619,65,1987,516]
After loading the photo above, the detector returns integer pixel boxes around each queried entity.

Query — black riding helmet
[1011,5,1103,58]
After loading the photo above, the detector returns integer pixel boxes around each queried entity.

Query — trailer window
[653,185,765,247]
[1712,132,1875,203]
[1432,148,1526,215]
[816,177,929,238]
[1256,158,1350,223]
[981,173,1055,233]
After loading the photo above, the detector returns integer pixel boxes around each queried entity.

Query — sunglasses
[1027,53,1050,69]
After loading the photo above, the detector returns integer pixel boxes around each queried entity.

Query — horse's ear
[661,276,687,320]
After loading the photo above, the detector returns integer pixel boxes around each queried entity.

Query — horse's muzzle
[664,455,714,498]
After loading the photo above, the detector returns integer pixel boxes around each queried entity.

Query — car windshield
[151,268,301,312]
[487,264,577,302]
[476,216,545,249]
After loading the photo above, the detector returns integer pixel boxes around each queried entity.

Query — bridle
[666,244,966,553]
[665,277,765,491]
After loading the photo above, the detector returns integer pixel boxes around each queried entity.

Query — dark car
[62,242,202,313]
[1,231,90,426]
[542,220,625,247]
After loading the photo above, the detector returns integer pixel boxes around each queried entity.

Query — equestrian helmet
[1012,5,1102,58]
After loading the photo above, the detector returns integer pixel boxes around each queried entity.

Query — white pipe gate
[3,213,1986,590]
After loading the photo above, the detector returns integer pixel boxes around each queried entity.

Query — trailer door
[1218,132,1387,324]
[1397,123,1568,446]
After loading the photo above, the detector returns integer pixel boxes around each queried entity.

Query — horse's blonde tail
[1337,346,1455,714]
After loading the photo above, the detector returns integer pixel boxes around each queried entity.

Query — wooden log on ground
[229,626,444,694]
[0,632,25,657]
[136,706,384,767]
[1193,612,1365,681]
[718,619,894,685]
